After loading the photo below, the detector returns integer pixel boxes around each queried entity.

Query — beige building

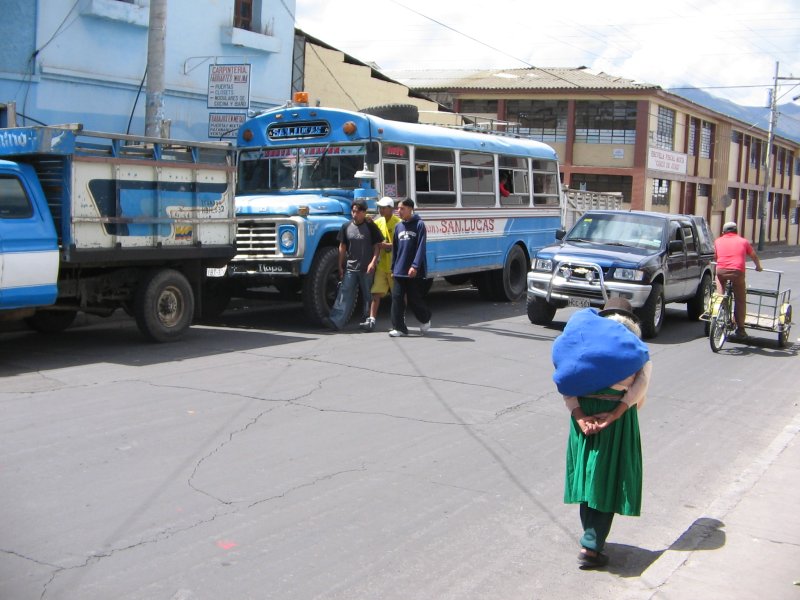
[290,33,798,246]
[386,68,800,246]
[291,30,463,127]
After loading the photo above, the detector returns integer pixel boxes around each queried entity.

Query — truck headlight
[614,268,645,281]
[278,224,297,254]
[534,258,553,271]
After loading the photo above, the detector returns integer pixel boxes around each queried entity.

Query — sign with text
[207,64,251,109]
[208,113,246,139]
[647,147,687,175]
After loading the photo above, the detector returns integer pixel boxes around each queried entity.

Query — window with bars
[506,100,568,142]
[747,191,757,218]
[652,179,670,206]
[655,106,675,150]
[688,118,697,156]
[773,195,782,218]
[697,183,710,197]
[749,139,760,168]
[699,122,712,159]
[459,99,498,115]
[575,101,637,144]
[731,131,743,144]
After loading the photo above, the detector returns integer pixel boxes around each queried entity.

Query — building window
[506,100,568,142]
[750,139,760,168]
[652,179,670,206]
[655,106,675,150]
[697,183,710,197]
[747,190,757,218]
[777,148,785,175]
[773,195,782,219]
[460,99,498,115]
[731,131,743,144]
[569,174,632,204]
[235,0,254,30]
[575,101,637,144]
[699,122,712,159]
[795,157,800,176]
[688,118,697,156]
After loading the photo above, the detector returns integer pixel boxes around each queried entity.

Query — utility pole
[145,0,167,138]
[757,62,779,251]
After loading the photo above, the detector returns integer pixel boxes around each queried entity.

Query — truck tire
[527,297,556,325]
[302,246,342,326]
[492,244,528,301]
[686,273,713,321]
[26,309,77,333]
[636,282,665,339]
[134,269,194,342]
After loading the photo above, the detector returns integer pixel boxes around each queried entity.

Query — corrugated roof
[384,67,660,92]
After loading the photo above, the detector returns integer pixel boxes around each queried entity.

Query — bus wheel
[493,245,528,301]
[134,269,194,342]
[303,246,340,326]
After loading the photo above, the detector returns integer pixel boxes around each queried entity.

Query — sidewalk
[640,414,800,599]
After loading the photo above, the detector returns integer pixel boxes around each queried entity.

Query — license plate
[567,297,591,308]
[206,267,227,277]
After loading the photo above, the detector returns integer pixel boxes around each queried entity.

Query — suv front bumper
[527,265,652,308]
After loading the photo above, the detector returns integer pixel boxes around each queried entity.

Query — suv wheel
[637,282,665,339]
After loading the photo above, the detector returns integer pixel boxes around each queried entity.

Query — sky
[294,0,800,108]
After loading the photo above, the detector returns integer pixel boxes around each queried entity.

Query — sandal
[578,549,609,569]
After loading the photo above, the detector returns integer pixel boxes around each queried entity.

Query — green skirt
[564,389,642,516]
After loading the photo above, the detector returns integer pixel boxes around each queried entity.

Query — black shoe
[578,550,609,569]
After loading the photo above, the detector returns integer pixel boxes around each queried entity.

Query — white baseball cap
[377,197,395,208]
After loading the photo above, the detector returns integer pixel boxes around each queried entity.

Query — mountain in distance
[669,86,800,144]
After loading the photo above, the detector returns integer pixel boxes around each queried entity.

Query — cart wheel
[709,302,729,352]
[778,305,792,348]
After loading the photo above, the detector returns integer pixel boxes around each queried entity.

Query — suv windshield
[237,145,366,194]
[567,214,664,251]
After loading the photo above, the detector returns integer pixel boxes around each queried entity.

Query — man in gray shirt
[323,199,384,330]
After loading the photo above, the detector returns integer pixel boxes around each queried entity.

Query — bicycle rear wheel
[709,302,729,352]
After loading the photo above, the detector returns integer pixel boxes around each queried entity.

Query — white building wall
[0,0,296,141]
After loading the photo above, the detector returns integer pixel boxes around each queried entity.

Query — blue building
[0,0,296,140]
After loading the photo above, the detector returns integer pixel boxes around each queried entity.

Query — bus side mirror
[366,141,379,166]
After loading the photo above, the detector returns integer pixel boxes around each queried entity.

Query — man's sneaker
[419,321,431,334]
[388,329,407,337]
[359,317,376,332]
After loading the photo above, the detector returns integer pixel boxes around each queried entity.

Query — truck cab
[526,210,715,338]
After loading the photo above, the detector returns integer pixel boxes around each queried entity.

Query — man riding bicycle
[714,221,763,338]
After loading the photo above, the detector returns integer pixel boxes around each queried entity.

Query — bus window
[237,149,296,193]
[461,151,495,208]
[532,159,560,206]
[415,147,455,207]
[382,144,409,200]
[298,145,365,189]
[499,155,530,206]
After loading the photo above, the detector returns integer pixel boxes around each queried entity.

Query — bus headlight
[278,224,297,255]
[614,268,645,281]
[534,258,553,271]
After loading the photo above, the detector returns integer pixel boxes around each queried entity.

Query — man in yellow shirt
[360,197,401,332]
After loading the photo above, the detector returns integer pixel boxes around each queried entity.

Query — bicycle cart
[702,266,792,351]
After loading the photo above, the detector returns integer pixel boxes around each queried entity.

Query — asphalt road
[1,254,798,600]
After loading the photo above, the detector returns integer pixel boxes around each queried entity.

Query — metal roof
[383,67,661,92]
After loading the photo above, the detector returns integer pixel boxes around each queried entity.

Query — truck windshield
[237,145,366,194]
[567,214,664,250]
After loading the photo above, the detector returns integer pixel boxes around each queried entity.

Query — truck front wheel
[134,269,194,342]
[302,246,340,326]
[636,282,665,339]
[527,297,556,325]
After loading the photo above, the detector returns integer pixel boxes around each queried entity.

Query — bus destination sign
[267,121,330,140]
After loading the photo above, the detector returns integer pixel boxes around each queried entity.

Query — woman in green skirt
[552,298,652,569]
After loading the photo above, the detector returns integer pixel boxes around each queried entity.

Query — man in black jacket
[389,198,431,337]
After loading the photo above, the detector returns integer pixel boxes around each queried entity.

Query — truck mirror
[668,239,684,253]
[555,229,566,240]
[366,141,379,166]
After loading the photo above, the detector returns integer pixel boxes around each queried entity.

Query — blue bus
[220,95,562,325]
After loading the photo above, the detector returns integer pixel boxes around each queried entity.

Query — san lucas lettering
[434,218,495,235]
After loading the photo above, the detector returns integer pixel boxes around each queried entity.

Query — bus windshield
[567,213,664,251]
[237,145,366,194]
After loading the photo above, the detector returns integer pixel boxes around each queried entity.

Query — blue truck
[0,125,236,341]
